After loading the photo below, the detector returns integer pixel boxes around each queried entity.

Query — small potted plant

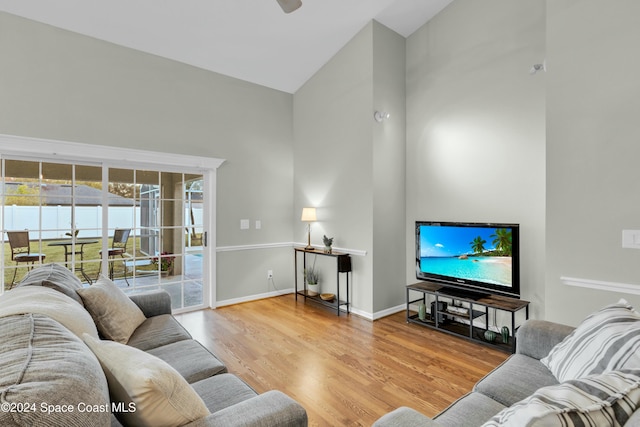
[323,235,334,254]
[304,267,319,296]
[153,252,175,276]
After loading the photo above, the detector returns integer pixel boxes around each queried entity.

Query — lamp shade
[301,207,317,222]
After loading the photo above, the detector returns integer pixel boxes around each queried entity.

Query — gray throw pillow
[16,263,84,304]
[77,275,146,343]
[83,334,211,427]
[0,314,111,427]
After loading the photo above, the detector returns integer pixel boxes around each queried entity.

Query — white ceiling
[0,0,453,93]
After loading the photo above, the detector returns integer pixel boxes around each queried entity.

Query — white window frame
[0,133,224,312]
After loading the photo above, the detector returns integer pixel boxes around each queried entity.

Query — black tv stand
[406,281,530,353]
[438,286,489,301]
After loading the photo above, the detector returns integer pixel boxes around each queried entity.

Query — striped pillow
[541,299,640,382]
[482,369,640,427]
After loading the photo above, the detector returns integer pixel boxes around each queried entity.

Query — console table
[294,248,351,316]
[406,282,530,353]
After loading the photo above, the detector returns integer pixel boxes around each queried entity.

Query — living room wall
[405,2,547,319]
[293,22,406,317]
[293,23,375,315]
[0,12,295,304]
[545,0,640,325]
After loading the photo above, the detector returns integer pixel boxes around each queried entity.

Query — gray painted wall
[0,12,295,302]
[293,23,375,314]
[545,0,640,325]
[293,22,407,316]
[372,22,407,313]
[405,1,547,319]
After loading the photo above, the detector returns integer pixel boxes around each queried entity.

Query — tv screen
[416,221,520,298]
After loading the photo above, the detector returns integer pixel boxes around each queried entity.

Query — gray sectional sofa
[0,264,307,427]
[374,301,640,427]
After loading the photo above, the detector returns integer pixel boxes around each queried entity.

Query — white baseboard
[371,304,405,320]
[215,288,295,308]
[214,290,407,323]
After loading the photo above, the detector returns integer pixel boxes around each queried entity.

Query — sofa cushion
[434,392,506,427]
[482,369,640,427]
[541,299,640,382]
[190,373,257,414]
[372,407,438,427]
[0,286,99,338]
[127,314,192,351]
[83,334,210,427]
[474,354,558,407]
[0,314,111,427]
[77,275,146,343]
[15,262,84,304]
[147,339,227,383]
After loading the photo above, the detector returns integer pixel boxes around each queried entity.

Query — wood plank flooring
[174,294,508,426]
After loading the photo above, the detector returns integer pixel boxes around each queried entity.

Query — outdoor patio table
[48,239,98,284]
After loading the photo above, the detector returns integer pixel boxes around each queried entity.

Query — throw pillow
[482,369,640,427]
[77,275,146,343]
[16,262,84,304]
[0,285,99,338]
[0,314,111,427]
[82,334,211,427]
[541,299,640,382]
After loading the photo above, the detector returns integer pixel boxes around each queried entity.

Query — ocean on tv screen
[420,256,512,287]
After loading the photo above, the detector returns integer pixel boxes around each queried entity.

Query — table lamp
[301,207,317,250]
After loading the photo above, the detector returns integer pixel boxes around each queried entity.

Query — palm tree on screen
[490,228,512,256]
[470,236,486,254]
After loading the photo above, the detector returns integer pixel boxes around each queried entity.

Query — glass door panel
[2,159,44,287]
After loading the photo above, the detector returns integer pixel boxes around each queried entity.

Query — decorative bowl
[320,293,335,301]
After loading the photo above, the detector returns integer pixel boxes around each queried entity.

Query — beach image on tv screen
[419,226,513,287]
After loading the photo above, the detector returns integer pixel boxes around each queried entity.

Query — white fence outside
[2,205,203,241]
[3,206,139,240]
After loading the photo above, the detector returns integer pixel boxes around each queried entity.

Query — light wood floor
[174,294,508,426]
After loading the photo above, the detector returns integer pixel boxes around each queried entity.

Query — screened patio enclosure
[1,157,207,312]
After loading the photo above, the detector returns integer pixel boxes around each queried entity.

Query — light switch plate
[622,230,640,249]
[240,219,250,230]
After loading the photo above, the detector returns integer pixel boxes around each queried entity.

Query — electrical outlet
[267,270,273,279]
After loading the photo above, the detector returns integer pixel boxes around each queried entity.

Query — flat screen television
[416,221,520,299]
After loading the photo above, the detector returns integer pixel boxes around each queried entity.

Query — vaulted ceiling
[0,0,453,93]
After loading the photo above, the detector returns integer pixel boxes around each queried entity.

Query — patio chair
[98,229,131,284]
[7,231,46,287]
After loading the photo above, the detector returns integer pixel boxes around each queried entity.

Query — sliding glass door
[1,157,207,312]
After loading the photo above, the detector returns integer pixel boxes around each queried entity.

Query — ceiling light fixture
[277,0,302,13]
[374,111,390,123]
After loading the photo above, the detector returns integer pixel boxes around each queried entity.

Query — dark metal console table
[294,247,351,316]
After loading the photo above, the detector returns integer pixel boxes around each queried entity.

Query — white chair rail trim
[562,276,640,296]
[216,242,367,257]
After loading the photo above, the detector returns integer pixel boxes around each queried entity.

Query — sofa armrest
[372,407,441,427]
[128,290,172,317]
[184,391,307,427]
[516,319,574,360]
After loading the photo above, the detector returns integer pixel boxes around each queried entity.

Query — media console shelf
[406,282,530,353]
